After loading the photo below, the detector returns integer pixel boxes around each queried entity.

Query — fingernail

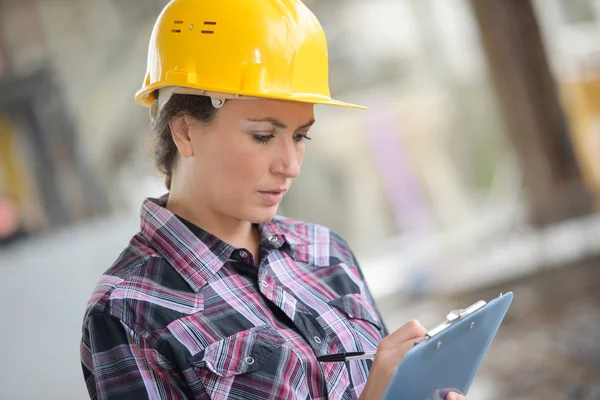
[448,394,455,400]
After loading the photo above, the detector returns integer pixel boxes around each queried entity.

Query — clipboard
[382,292,513,400]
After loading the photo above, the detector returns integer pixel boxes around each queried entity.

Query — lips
[258,189,287,205]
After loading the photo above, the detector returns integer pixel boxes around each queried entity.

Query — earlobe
[169,113,194,158]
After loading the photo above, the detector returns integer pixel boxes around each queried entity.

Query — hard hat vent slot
[172,20,183,33]
[202,21,216,34]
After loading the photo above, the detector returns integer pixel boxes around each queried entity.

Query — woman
[81,0,468,399]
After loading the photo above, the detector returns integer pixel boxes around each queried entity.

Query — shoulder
[83,233,200,335]
[273,216,357,267]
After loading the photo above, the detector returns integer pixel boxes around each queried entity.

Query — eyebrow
[246,117,316,130]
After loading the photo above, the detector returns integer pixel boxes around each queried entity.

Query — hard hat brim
[135,85,367,110]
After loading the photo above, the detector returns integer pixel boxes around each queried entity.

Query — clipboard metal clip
[424,300,487,339]
[446,300,487,322]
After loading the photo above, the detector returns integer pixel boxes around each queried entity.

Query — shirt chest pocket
[328,293,385,351]
[187,325,301,399]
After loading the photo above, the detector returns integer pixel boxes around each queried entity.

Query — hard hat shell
[135,0,366,110]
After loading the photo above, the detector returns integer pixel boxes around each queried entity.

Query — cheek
[224,154,264,181]
[208,145,269,192]
[297,146,306,165]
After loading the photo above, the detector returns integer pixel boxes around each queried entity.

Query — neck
[166,191,259,251]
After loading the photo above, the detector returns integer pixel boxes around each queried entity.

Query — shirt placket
[258,254,357,400]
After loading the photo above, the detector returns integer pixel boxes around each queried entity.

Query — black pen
[317,338,427,362]
[317,351,377,362]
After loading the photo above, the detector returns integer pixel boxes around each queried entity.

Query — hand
[436,388,468,400]
[359,320,427,400]
[443,392,468,400]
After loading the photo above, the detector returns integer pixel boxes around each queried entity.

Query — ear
[169,113,194,158]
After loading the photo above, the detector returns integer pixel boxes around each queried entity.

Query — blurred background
[1,0,600,398]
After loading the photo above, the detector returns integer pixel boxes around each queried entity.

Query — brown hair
[151,94,218,189]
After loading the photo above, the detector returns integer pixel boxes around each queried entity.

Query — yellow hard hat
[135,0,367,113]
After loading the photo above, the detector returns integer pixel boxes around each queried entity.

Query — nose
[271,136,302,178]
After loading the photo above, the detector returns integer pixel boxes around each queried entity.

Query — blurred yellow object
[135,0,365,110]
[561,76,600,203]
[0,115,24,208]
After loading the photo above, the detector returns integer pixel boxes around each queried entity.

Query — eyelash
[251,133,312,145]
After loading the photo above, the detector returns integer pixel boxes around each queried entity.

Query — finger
[394,336,422,357]
[445,393,467,400]
[387,320,427,343]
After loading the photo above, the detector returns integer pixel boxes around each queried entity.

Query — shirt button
[261,280,269,288]
[268,236,278,243]
[314,336,322,344]
[245,356,255,365]
[239,250,248,259]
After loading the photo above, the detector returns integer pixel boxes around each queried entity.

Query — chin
[244,206,279,224]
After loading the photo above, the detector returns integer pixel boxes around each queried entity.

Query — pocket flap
[189,325,286,377]
[329,293,383,330]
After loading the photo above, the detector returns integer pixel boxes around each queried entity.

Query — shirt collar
[272,219,310,247]
[139,194,298,292]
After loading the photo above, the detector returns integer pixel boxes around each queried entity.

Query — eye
[251,133,275,144]
[294,133,312,143]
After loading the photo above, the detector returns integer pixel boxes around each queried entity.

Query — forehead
[223,98,315,121]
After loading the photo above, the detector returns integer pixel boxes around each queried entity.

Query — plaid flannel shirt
[81,195,388,399]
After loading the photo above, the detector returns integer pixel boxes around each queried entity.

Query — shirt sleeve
[80,313,191,400]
